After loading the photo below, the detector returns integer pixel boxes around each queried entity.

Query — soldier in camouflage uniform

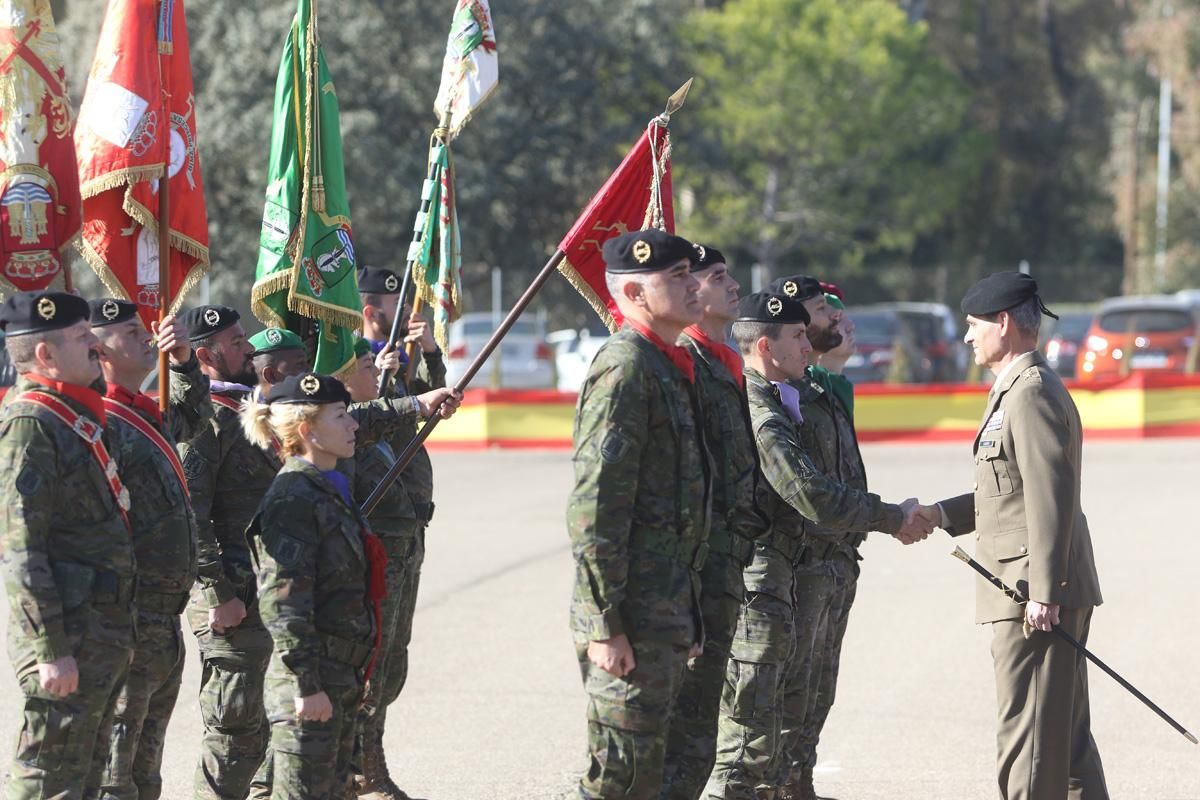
[661,245,767,800]
[341,337,443,800]
[87,299,212,800]
[0,291,135,798]
[569,229,712,800]
[243,373,387,800]
[705,292,930,800]
[177,308,460,799]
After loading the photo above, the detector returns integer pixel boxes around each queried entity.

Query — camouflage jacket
[793,365,870,549]
[377,346,446,510]
[746,368,902,550]
[252,457,376,695]
[105,360,212,613]
[0,376,135,663]
[179,377,426,609]
[568,327,711,647]
[681,334,768,559]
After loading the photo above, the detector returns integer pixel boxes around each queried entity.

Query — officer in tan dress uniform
[937,272,1108,800]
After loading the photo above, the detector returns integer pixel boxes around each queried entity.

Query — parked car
[841,307,926,384]
[888,302,968,382]
[1041,309,1095,380]
[444,312,556,389]
[1076,296,1199,381]
[547,327,609,392]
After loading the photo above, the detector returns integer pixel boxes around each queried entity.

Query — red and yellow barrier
[425,374,1200,450]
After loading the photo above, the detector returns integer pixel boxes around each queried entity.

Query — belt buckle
[73,417,102,443]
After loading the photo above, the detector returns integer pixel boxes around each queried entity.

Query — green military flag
[252,0,359,376]
[409,0,499,352]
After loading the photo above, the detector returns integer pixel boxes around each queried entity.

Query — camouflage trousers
[773,557,838,787]
[577,637,691,799]
[660,551,745,800]
[7,639,130,800]
[187,594,274,800]
[265,663,364,800]
[95,611,186,800]
[792,554,858,780]
[703,545,797,800]
[355,528,424,759]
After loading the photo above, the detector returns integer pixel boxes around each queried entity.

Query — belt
[708,528,754,567]
[320,632,374,669]
[765,531,806,564]
[137,589,189,616]
[630,529,709,571]
[413,501,435,523]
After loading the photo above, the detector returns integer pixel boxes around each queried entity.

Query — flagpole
[361,248,565,516]
[377,119,450,395]
[402,296,425,384]
[157,164,171,420]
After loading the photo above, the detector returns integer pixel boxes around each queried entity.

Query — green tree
[677,0,982,290]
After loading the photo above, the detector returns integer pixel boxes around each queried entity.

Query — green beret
[353,336,372,359]
[249,327,304,355]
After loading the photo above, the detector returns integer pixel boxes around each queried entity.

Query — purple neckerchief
[772,380,805,425]
[296,457,355,506]
[209,380,254,395]
[368,338,409,365]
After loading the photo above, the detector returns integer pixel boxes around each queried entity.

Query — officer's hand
[375,344,401,375]
[688,642,704,660]
[897,498,935,544]
[295,691,333,722]
[152,315,192,365]
[209,597,247,634]
[416,388,463,419]
[588,634,636,678]
[403,312,438,353]
[1025,601,1061,633]
[38,656,79,697]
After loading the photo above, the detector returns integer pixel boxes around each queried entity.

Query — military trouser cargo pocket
[15,696,74,771]
[730,592,794,664]
[723,659,781,720]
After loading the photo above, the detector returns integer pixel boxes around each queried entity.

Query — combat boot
[775,780,816,800]
[355,739,420,800]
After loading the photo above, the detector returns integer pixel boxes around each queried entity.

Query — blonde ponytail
[240,394,322,456]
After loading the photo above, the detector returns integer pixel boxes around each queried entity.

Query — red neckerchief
[627,320,695,383]
[26,373,107,423]
[684,325,744,389]
[361,527,389,681]
[105,383,162,427]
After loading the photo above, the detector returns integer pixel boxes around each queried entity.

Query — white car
[547,328,609,392]
[444,312,556,390]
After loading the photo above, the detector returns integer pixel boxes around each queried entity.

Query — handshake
[895,498,941,545]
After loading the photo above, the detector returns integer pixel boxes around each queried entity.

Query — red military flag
[556,120,674,331]
[75,0,208,327]
[0,1,82,294]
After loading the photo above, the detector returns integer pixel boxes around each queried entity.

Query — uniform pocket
[723,658,780,720]
[994,529,1029,562]
[15,697,74,771]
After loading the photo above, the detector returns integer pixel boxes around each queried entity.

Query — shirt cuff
[937,503,951,530]
[202,579,238,607]
[32,630,72,664]
[586,609,625,641]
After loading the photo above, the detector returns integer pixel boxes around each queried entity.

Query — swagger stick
[157,163,171,421]
[950,546,1197,745]
[360,249,565,516]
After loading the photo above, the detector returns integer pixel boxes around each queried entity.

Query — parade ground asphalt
[2,439,1199,799]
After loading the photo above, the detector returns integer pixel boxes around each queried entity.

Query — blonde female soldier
[242,373,387,799]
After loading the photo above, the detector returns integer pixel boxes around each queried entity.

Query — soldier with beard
[88,299,211,800]
[177,307,461,799]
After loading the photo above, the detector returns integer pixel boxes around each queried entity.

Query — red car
[1076,296,1199,381]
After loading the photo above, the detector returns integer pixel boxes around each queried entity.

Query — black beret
[357,266,402,295]
[767,274,823,302]
[0,291,90,336]
[89,298,139,328]
[692,243,726,271]
[179,305,240,342]
[961,272,1058,319]
[736,292,811,325]
[266,372,351,406]
[603,229,699,274]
